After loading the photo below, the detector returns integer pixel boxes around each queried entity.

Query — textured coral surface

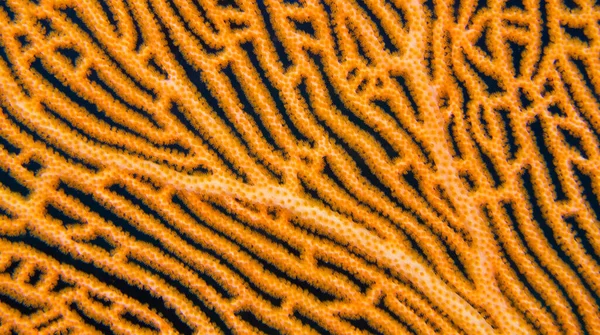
[0,0,599,334]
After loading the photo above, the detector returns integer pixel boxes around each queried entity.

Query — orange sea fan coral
[0,0,599,334]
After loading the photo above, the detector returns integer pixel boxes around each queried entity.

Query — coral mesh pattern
[0,0,599,334]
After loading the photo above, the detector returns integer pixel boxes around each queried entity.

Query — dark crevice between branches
[345,26,372,66]
[508,40,525,77]
[208,200,341,303]
[29,59,154,141]
[498,201,561,329]
[171,195,284,308]
[494,251,545,334]
[547,103,566,117]
[558,126,588,159]
[372,99,432,163]
[289,215,452,329]
[127,257,228,334]
[148,58,168,78]
[46,203,81,228]
[0,290,39,316]
[191,0,218,33]
[475,0,488,15]
[375,298,419,334]
[37,18,53,37]
[122,0,144,51]
[563,216,599,260]
[43,102,188,155]
[290,19,315,37]
[518,171,586,332]
[2,107,100,172]
[472,140,502,188]
[400,169,468,246]
[408,224,439,266]
[498,109,519,160]
[0,1,16,21]
[70,302,113,334]
[298,178,342,218]
[151,12,254,182]
[0,206,12,219]
[532,0,549,78]
[447,115,463,159]
[463,57,503,95]
[89,292,112,307]
[236,310,280,335]
[297,175,380,241]
[315,256,371,294]
[320,1,341,61]
[528,117,567,201]
[446,242,472,287]
[241,41,312,146]
[55,47,80,67]
[220,64,284,183]
[454,71,472,114]
[6,231,193,334]
[0,166,30,197]
[298,79,434,230]
[519,174,600,309]
[424,0,435,20]
[61,182,160,247]
[293,310,333,335]
[217,0,239,9]
[390,75,423,123]
[35,316,63,334]
[561,74,600,145]
[1,258,21,278]
[340,316,383,335]
[0,40,31,96]
[562,25,590,44]
[477,107,491,139]
[121,311,160,333]
[111,185,236,306]
[387,1,406,27]
[63,5,144,77]
[297,72,400,206]
[308,52,399,160]
[505,0,525,9]
[169,103,245,181]
[518,87,533,110]
[41,103,190,172]
[164,0,222,54]
[354,1,398,53]
[370,99,401,131]
[51,275,75,293]
[86,69,158,128]
[66,181,230,333]
[475,27,492,57]
[81,235,115,254]
[246,222,302,259]
[321,158,370,214]
[570,57,599,103]
[61,7,154,96]
[0,134,20,155]
[571,164,600,222]
[256,0,291,69]
[97,0,119,35]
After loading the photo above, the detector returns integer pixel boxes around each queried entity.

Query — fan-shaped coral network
[0,0,599,334]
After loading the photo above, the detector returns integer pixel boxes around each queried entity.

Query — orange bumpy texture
[0,0,599,334]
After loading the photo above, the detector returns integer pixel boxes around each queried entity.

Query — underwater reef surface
[0,0,599,334]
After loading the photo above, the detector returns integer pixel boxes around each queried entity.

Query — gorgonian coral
[0,0,599,334]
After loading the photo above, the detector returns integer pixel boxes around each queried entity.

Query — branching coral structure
[0,0,599,334]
